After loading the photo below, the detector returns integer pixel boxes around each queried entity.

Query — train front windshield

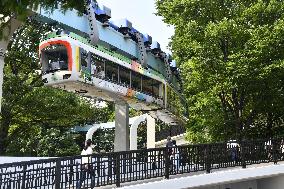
[41,44,68,74]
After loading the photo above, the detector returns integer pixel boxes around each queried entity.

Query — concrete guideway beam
[130,114,155,150]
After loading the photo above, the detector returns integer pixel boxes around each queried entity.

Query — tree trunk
[0,107,12,155]
[0,19,22,155]
[218,88,249,140]
[266,112,273,139]
[0,18,22,113]
[232,88,243,140]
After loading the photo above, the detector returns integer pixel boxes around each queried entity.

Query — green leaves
[0,0,86,39]
[0,19,114,156]
[157,0,284,142]
[37,129,80,157]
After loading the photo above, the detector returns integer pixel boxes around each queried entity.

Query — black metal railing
[1,138,284,189]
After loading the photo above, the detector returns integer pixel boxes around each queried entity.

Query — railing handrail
[1,137,284,189]
[0,137,281,167]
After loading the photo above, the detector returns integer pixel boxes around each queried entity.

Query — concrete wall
[196,180,257,189]
[257,174,284,189]
[196,174,284,189]
[121,164,284,189]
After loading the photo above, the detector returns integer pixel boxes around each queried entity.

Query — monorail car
[40,32,186,124]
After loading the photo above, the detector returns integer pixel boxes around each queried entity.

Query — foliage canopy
[0,19,114,156]
[156,0,284,142]
[0,0,85,39]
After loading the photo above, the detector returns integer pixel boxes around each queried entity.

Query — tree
[37,128,80,157]
[0,0,87,38]
[6,127,81,157]
[0,19,48,154]
[0,19,106,155]
[156,0,284,142]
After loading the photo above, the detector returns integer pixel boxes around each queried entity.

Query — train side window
[131,71,142,91]
[153,80,161,98]
[142,76,153,96]
[118,66,130,87]
[141,76,162,98]
[105,60,118,83]
[91,54,105,78]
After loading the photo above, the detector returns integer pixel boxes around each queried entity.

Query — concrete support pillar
[129,121,138,151]
[146,115,156,149]
[114,102,129,152]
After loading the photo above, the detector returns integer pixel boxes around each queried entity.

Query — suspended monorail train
[39,31,187,124]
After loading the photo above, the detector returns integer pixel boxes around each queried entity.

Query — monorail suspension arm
[85,0,100,45]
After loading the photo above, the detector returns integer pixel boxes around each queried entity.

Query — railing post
[21,164,27,189]
[96,156,101,187]
[205,144,211,173]
[55,159,61,189]
[7,179,12,189]
[68,159,74,185]
[164,148,170,179]
[240,141,246,168]
[129,153,133,173]
[272,139,278,164]
[115,153,121,187]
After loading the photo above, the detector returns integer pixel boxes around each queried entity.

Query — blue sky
[96,0,174,53]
